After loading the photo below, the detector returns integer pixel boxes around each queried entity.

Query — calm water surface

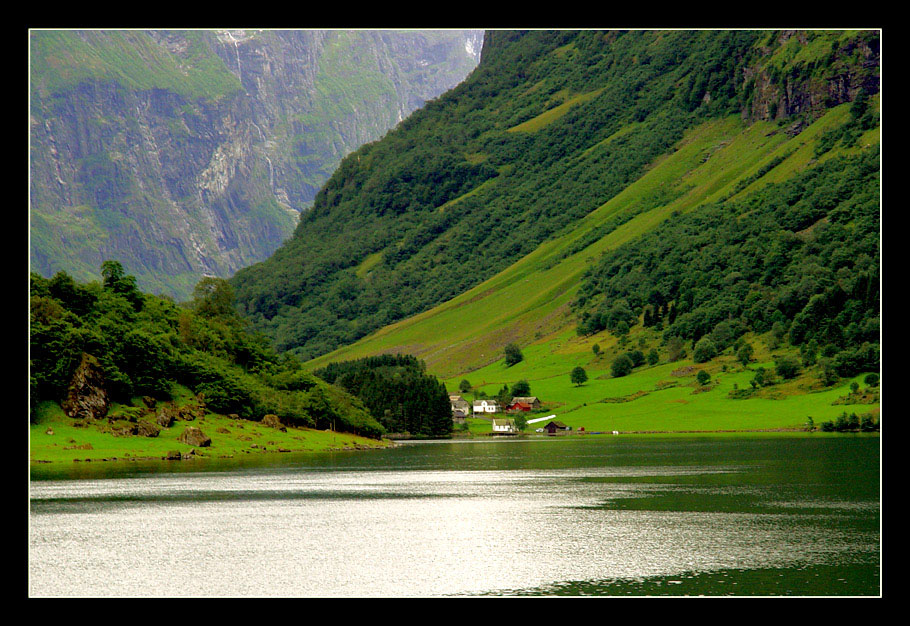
[29,435,880,597]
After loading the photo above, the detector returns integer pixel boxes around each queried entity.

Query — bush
[511,379,531,397]
[626,350,646,367]
[775,355,800,380]
[693,337,717,363]
[864,373,879,387]
[647,349,659,365]
[667,336,687,362]
[611,354,634,378]
[736,342,754,367]
[696,370,711,385]
[750,366,769,388]
[504,343,524,366]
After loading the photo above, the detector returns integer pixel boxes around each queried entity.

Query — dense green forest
[231,30,879,362]
[29,263,385,438]
[574,143,880,380]
[314,354,453,438]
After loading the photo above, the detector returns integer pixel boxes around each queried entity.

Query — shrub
[667,336,687,362]
[511,379,531,397]
[627,350,645,367]
[647,349,659,366]
[504,343,524,366]
[611,354,633,378]
[736,342,754,367]
[775,355,800,380]
[750,366,769,388]
[693,337,717,363]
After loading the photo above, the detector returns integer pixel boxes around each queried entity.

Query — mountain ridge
[30,29,483,300]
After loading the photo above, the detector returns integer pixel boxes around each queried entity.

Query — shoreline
[31,427,879,479]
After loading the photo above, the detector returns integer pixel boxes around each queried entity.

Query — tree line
[30,263,384,438]
[314,354,453,438]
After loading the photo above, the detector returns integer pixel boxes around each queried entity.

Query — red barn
[506,401,532,412]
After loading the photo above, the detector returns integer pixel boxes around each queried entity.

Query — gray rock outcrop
[177,426,211,447]
[61,353,109,421]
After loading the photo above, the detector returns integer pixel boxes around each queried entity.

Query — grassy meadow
[30,385,390,468]
[443,326,879,434]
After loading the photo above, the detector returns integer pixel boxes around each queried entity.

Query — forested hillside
[29,264,385,439]
[231,30,879,365]
[575,99,880,381]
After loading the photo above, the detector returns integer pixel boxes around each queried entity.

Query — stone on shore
[177,426,211,447]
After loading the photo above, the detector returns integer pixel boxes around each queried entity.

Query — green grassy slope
[304,99,880,432]
[30,391,389,467]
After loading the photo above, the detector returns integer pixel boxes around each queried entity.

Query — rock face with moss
[30,29,483,300]
[740,30,879,124]
[61,353,109,421]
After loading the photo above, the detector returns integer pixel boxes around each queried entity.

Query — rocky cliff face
[30,29,483,300]
[740,30,880,126]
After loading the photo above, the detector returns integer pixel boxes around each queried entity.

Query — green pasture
[30,394,390,466]
[445,327,879,434]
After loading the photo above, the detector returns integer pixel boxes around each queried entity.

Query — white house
[492,418,516,433]
[473,399,501,414]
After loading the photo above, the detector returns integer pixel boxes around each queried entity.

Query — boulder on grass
[177,426,211,447]
[136,421,160,438]
[156,405,176,428]
[261,414,286,432]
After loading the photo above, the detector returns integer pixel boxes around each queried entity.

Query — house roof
[451,400,470,409]
[473,399,500,406]
[545,421,567,428]
[449,395,463,402]
[511,396,539,404]
[492,418,515,426]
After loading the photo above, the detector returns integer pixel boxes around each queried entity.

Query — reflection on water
[29,436,880,597]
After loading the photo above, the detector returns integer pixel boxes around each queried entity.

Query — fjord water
[29,435,880,597]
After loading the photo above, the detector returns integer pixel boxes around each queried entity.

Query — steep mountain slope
[232,29,879,366]
[305,97,879,377]
[30,29,483,300]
